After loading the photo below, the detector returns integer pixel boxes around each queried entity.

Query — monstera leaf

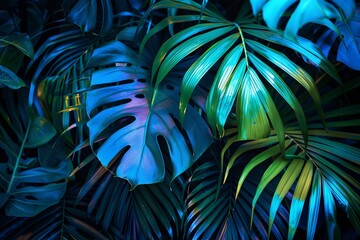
[250,0,355,39]
[86,41,212,186]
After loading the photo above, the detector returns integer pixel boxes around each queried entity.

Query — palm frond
[223,72,360,239]
[0,184,109,240]
[143,0,340,149]
[74,155,186,239]
[184,154,288,239]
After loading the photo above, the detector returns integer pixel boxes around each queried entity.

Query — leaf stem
[234,23,249,68]
[6,119,32,193]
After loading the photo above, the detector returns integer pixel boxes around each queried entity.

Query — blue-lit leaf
[307,170,322,240]
[323,180,341,239]
[87,41,212,186]
[64,0,113,34]
[317,8,360,70]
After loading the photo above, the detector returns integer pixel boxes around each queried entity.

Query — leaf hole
[166,85,174,90]
[140,66,149,70]
[135,94,145,99]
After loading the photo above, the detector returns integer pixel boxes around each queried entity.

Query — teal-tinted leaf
[249,0,267,15]
[244,28,341,83]
[262,0,296,29]
[25,117,57,148]
[154,25,235,87]
[323,180,341,239]
[268,158,304,236]
[150,22,229,81]
[236,69,270,141]
[0,65,26,89]
[141,15,228,53]
[0,32,34,59]
[284,0,341,38]
[288,160,313,240]
[180,33,239,124]
[307,170,322,240]
[206,45,244,136]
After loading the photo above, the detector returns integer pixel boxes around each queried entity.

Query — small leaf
[268,158,304,236]
[288,160,313,240]
[236,140,291,199]
[236,69,270,140]
[25,117,57,148]
[0,32,34,59]
[323,180,341,239]
[0,65,26,89]
[180,33,239,124]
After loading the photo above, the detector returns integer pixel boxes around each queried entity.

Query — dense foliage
[0,0,360,239]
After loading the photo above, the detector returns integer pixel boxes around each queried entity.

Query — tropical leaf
[0,65,26,89]
[315,4,360,70]
[0,32,34,59]
[0,185,109,240]
[250,0,355,39]
[143,0,340,148]
[224,72,360,239]
[74,155,186,239]
[63,0,113,34]
[0,90,72,217]
[86,40,213,186]
[184,156,288,239]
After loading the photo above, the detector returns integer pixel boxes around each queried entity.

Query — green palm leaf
[229,73,360,238]
[144,0,340,151]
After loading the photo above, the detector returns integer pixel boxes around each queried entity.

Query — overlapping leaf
[250,0,355,39]
[143,0,340,149]
[222,74,360,239]
[0,92,72,217]
[63,0,113,34]
[184,159,288,239]
[0,185,109,240]
[315,4,360,70]
[74,158,186,239]
[86,41,212,186]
